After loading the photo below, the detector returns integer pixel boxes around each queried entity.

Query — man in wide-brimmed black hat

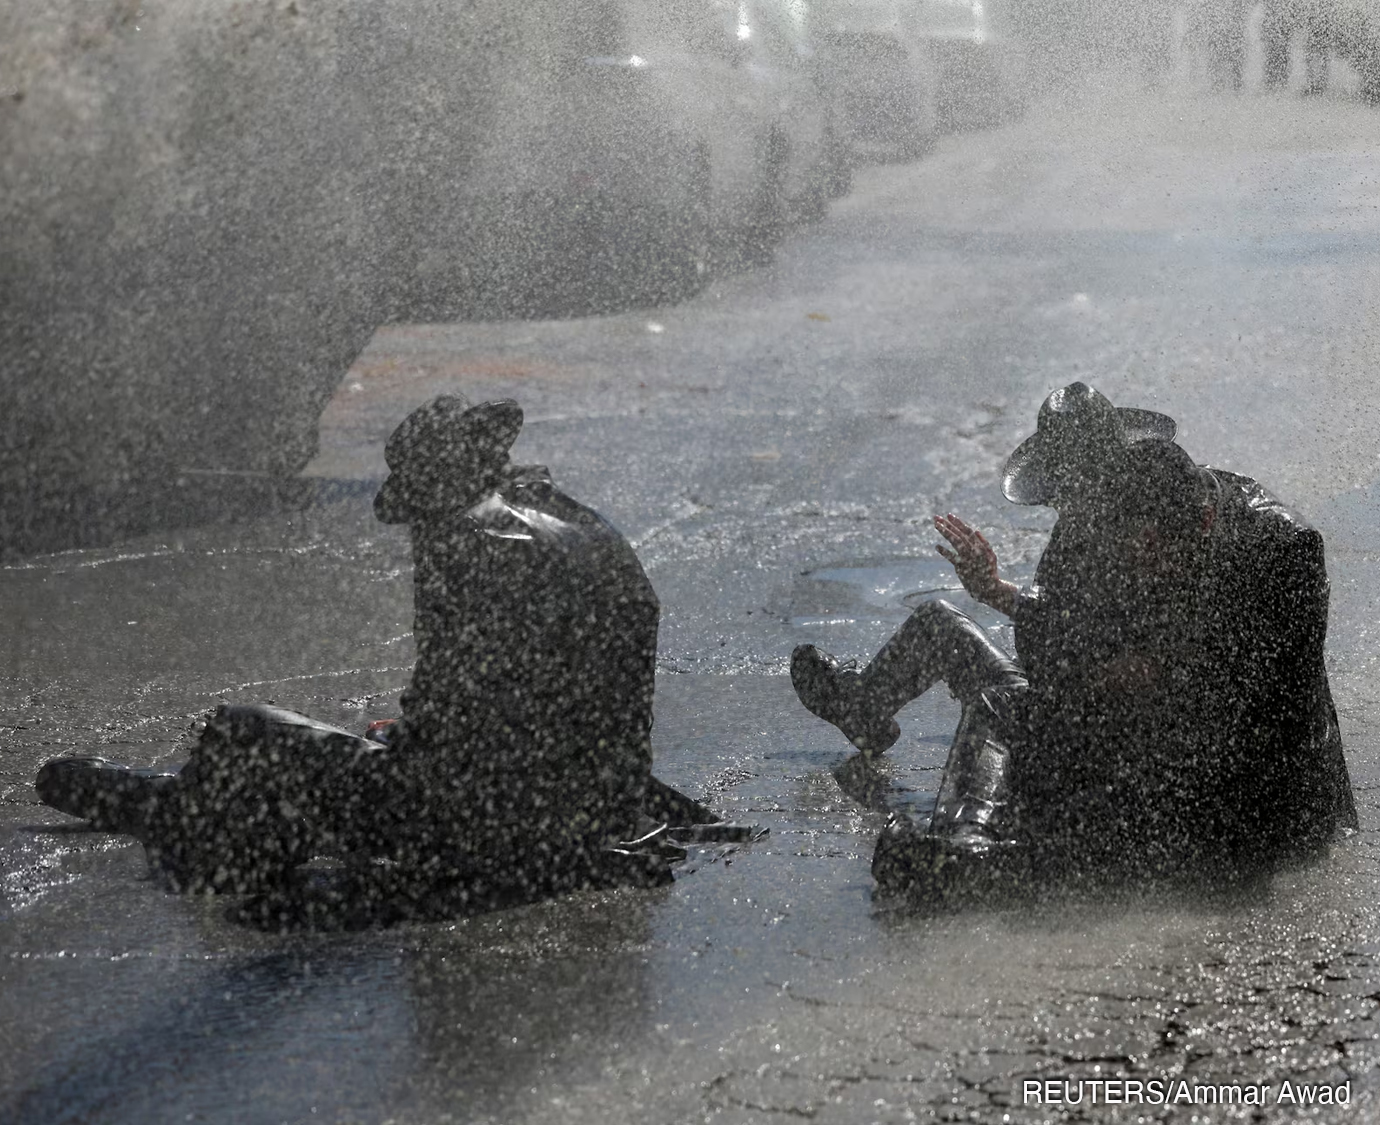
[346,393,686,894]
[792,382,1356,897]
[37,394,711,912]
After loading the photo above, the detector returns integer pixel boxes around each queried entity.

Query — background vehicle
[814,0,944,159]
[812,0,1025,163]
[415,0,844,316]
[912,0,1028,130]
[731,1,852,229]
[0,0,844,553]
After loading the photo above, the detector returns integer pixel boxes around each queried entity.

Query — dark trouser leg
[146,704,382,892]
[867,609,1031,900]
[855,599,1026,717]
[1261,4,1291,88]
[1204,0,1247,89]
[794,598,1026,753]
[870,679,1031,902]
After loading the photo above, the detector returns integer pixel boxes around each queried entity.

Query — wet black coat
[382,465,658,861]
[1008,468,1356,876]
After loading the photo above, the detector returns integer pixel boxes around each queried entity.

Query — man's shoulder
[1205,468,1327,612]
[501,479,659,603]
[1207,468,1323,554]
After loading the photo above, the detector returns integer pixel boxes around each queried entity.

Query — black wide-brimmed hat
[374,394,523,523]
[1002,383,1177,506]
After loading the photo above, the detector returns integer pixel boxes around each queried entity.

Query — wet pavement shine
[6,87,1380,1123]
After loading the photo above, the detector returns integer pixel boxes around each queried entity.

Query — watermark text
[1022,1078,1350,1107]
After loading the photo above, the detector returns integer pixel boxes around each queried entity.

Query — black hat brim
[1001,406,1177,505]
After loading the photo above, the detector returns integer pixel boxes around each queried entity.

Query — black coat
[1008,468,1356,876]
[388,464,658,855]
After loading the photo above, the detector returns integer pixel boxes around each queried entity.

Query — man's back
[1189,470,1355,864]
[397,466,658,848]
[1009,468,1354,877]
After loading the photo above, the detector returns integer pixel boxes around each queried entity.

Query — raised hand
[933,513,1018,617]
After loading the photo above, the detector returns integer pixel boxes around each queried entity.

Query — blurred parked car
[401,0,846,318]
[812,0,1025,163]
[814,0,943,159]
[913,0,1027,130]
[729,1,855,226]
[0,0,847,552]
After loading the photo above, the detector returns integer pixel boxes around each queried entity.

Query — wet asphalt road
[6,83,1380,1124]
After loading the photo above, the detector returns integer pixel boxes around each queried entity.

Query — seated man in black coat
[792,383,1356,896]
[37,395,707,904]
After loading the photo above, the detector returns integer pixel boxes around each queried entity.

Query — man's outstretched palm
[934,513,1017,617]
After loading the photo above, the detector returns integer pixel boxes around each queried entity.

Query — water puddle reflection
[788,557,962,628]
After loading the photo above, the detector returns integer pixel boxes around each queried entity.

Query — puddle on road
[787,557,962,627]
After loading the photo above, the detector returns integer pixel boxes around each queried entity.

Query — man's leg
[796,600,1032,900]
[145,704,382,892]
[791,598,1026,753]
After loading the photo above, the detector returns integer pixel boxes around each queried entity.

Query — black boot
[927,692,1020,847]
[790,644,901,754]
[871,688,1029,906]
[35,757,180,836]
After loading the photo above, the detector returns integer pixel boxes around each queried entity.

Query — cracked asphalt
[6,80,1380,1123]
